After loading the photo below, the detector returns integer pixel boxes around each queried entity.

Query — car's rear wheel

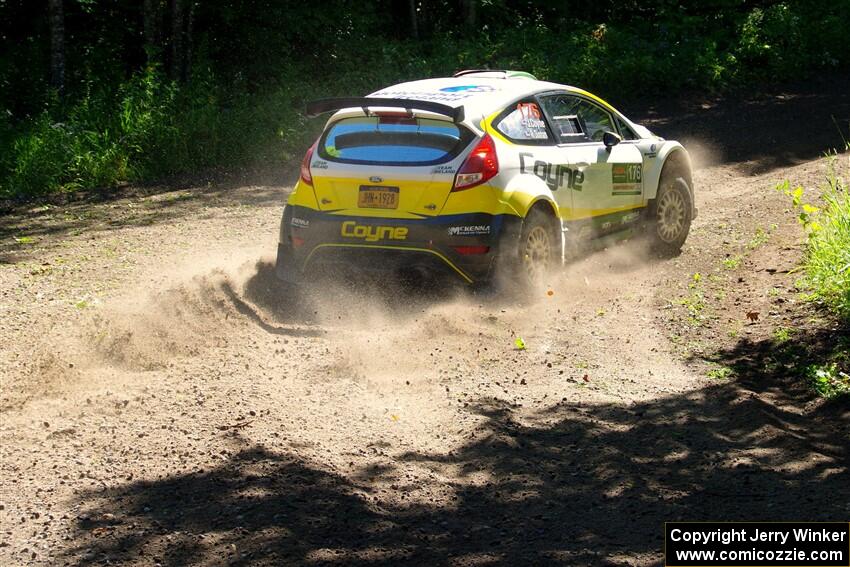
[519,208,557,288]
[648,171,692,255]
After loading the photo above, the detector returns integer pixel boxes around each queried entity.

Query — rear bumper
[276,205,521,285]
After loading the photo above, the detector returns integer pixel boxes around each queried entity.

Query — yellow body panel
[311,175,455,216]
[563,203,643,221]
[439,184,522,217]
[288,180,320,209]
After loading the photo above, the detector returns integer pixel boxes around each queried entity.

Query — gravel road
[1,78,849,566]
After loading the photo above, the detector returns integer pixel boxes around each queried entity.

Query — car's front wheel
[648,172,692,255]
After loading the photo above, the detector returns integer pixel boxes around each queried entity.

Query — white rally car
[277,70,695,288]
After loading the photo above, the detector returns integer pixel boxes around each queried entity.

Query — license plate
[358,186,399,209]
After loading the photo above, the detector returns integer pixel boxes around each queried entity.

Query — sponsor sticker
[432,164,456,174]
[341,221,408,242]
[439,85,490,93]
[373,86,496,103]
[447,225,491,237]
[621,211,640,224]
[291,217,310,228]
[519,153,584,191]
[516,103,549,140]
[612,163,642,195]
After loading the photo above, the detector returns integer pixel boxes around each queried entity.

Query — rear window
[318,116,472,166]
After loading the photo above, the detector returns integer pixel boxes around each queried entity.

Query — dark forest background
[1,0,849,198]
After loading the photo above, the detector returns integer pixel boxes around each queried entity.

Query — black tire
[517,207,558,289]
[489,207,558,293]
[648,171,692,256]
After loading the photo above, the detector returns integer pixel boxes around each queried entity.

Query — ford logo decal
[369,176,383,183]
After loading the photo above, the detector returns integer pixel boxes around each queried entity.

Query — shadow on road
[62,365,849,565]
[698,321,850,422]
[0,184,285,263]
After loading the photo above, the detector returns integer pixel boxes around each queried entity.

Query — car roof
[368,74,620,119]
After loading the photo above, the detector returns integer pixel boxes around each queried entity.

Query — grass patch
[673,272,708,326]
[806,363,850,399]
[746,226,771,250]
[707,366,734,380]
[778,152,850,319]
[772,326,795,343]
[771,156,850,398]
[722,256,742,270]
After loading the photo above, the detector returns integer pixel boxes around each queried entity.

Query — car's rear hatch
[311,114,473,217]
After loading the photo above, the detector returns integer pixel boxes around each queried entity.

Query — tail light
[452,245,490,255]
[300,141,317,186]
[452,134,499,191]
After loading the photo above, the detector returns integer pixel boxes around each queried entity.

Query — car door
[538,92,644,238]
[490,97,575,217]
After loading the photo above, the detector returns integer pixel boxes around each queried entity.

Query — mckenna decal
[341,221,408,242]
[447,225,491,236]
[519,153,584,191]
[291,217,310,228]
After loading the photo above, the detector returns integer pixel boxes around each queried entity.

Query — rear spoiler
[306,97,465,123]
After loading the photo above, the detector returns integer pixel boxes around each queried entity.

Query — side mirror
[603,131,621,150]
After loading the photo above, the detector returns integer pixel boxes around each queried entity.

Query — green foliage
[0,67,325,196]
[3,113,72,196]
[722,256,742,270]
[747,226,770,250]
[707,365,734,380]
[772,326,795,344]
[780,154,850,320]
[806,362,850,399]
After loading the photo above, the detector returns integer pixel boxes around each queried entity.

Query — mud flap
[275,242,300,284]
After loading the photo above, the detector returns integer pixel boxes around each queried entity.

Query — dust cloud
[11,231,671,413]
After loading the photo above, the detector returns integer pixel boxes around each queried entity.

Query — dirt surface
[1,79,849,566]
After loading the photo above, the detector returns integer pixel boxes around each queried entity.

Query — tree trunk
[170,0,184,81]
[48,0,65,94]
[460,0,476,29]
[408,0,419,40]
[143,0,161,66]
[185,0,195,82]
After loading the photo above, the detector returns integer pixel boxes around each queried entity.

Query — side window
[575,101,614,142]
[539,94,616,144]
[615,116,639,141]
[538,94,584,143]
[494,100,553,144]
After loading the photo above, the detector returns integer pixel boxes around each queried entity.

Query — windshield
[318,116,471,166]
